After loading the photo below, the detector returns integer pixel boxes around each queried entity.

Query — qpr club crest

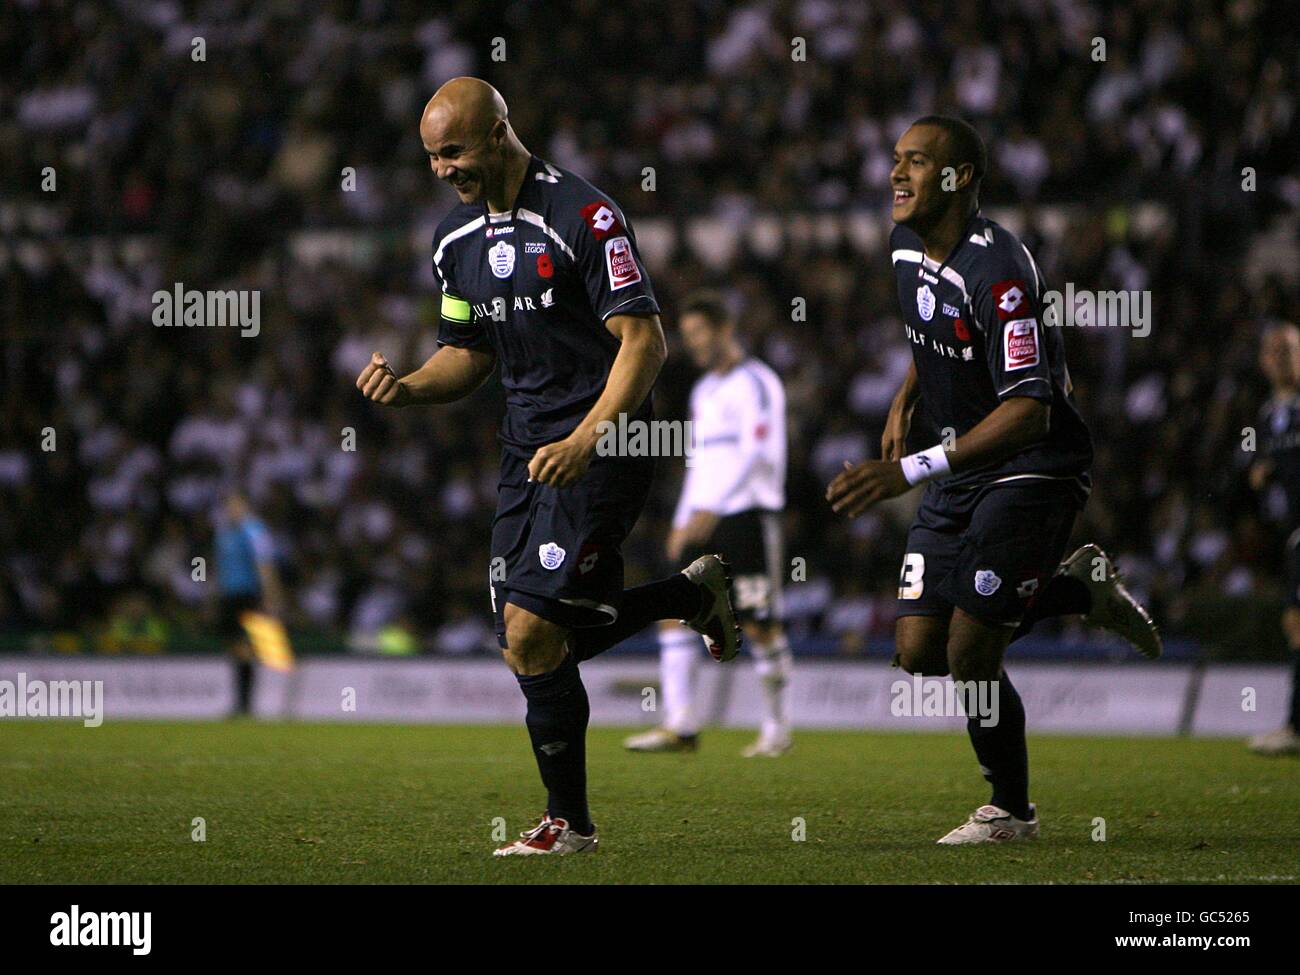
[488,240,516,279]
[916,284,936,322]
[538,542,566,570]
[974,569,1001,596]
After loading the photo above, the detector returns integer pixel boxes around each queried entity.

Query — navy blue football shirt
[433,155,660,454]
[890,213,1093,494]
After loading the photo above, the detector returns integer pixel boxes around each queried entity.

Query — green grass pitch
[3,722,1296,884]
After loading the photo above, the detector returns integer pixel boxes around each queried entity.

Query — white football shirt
[672,357,787,526]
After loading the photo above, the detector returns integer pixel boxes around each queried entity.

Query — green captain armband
[441,293,472,323]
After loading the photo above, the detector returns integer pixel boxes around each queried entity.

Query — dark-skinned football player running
[827,115,1161,845]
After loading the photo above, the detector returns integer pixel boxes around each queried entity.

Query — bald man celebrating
[356,78,740,856]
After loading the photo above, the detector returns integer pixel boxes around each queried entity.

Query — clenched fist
[356,352,410,407]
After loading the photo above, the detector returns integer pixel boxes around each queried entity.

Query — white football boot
[936,804,1039,845]
[1248,727,1300,756]
[1061,544,1162,659]
[741,729,792,758]
[493,814,598,857]
[623,727,699,752]
[680,554,742,662]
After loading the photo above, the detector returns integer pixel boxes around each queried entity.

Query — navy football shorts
[895,480,1083,627]
[490,446,654,647]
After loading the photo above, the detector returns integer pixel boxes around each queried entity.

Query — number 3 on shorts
[897,553,925,600]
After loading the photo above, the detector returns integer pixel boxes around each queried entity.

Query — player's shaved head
[422,77,509,145]
[891,116,984,244]
[420,77,530,210]
[911,115,987,187]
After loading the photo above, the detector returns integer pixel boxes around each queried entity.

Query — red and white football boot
[493,814,599,857]
[680,554,743,662]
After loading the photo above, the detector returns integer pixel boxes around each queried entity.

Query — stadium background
[2,0,1298,668]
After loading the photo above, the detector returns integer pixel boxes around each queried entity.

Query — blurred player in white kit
[624,292,792,757]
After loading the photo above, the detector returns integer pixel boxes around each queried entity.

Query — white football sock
[752,631,793,741]
[660,626,702,735]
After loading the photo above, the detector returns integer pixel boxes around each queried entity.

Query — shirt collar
[482,155,544,223]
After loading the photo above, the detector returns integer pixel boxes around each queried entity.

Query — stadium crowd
[1,0,1297,655]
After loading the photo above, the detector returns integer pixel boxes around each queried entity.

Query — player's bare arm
[882,362,919,461]
[527,312,667,488]
[355,346,495,407]
[828,397,1049,517]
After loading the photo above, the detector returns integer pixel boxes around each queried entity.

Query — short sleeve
[973,274,1053,403]
[572,198,659,321]
[434,244,491,350]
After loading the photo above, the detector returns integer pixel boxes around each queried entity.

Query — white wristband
[900,445,951,486]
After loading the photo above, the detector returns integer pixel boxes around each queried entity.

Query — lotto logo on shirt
[1003,318,1040,370]
[605,236,642,290]
[580,201,625,241]
[993,279,1027,319]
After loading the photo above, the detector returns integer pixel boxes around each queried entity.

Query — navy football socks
[516,652,593,834]
[966,669,1031,821]
[573,574,703,661]
[1009,575,1092,643]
